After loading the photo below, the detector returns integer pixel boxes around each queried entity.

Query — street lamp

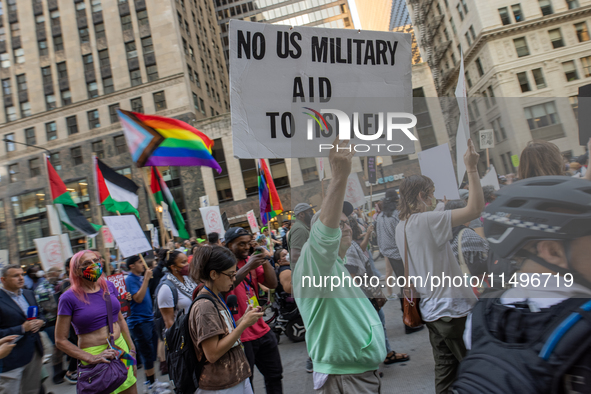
[2,138,52,157]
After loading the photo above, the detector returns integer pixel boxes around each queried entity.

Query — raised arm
[451,139,485,228]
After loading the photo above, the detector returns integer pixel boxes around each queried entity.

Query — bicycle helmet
[483,176,591,259]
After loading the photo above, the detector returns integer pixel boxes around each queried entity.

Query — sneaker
[387,294,398,301]
[305,357,313,373]
[64,372,77,384]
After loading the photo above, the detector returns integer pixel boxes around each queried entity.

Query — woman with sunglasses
[55,250,137,394]
[189,245,263,394]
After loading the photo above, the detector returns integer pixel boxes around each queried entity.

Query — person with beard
[288,203,315,271]
[223,227,283,394]
[292,140,387,393]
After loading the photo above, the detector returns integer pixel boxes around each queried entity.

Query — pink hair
[69,250,109,304]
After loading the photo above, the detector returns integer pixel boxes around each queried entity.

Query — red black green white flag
[150,167,189,239]
[94,157,140,217]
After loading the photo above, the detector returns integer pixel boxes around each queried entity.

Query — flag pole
[139,167,169,247]
[43,153,66,269]
[91,154,110,275]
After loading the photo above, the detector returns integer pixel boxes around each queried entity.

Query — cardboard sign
[34,234,73,271]
[230,20,414,158]
[511,154,520,168]
[102,215,152,258]
[345,173,366,208]
[102,226,114,248]
[247,210,259,233]
[0,250,9,271]
[318,158,325,181]
[480,165,500,190]
[107,273,130,319]
[200,206,225,235]
[479,129,494,150]
[418,143,461,200]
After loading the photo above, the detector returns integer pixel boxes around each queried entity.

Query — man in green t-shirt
[288,203,315,271]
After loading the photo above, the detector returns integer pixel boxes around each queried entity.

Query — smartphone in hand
[10,335,23,344]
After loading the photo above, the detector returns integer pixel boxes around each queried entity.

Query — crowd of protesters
[0,137,589,394]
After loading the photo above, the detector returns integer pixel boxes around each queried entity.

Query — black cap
[126,255,141,269]
[224,227,250,245]
[343,201,354,217]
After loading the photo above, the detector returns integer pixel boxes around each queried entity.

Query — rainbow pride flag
[117,109,221,173]
[258,159,283,225]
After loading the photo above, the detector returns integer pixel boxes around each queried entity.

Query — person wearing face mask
[395,139,484,394]
[55,250,138,394]
[288,203,315,271]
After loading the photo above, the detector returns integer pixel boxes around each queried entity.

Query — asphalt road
[45,257,436,394]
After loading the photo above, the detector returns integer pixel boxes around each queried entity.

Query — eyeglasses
[220,271,236,279]
[339,220,350,229]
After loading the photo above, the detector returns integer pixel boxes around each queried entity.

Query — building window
[71,146,83,166]
[87,109,100,129]
[192,93,199,111]
[79,28,90,44]
[41,66,52,86]
[491,117,507,142]
[95,23,105,40]
[87,82,98,98]
[141,36,153,54]
[5,133,15,152]
[199,98,205,114]
[5,106,16,122]
[25,128,36,145]
[50,153,61,170]
[514,37,530,57]
[269,159,290,189]
[153,91,166,111]
[130,70,142,86]
[413,87,437,150]
[195,72,201,87]
[575,22,590,42]
[469,25,476,41]
[45,94,56,110]
[299,158,318,183]
[109,104,120,123]
[91,0,102,13]
[239,159,258,196]
[475,58,484,76]
[16,74,27,94]
[188,65,194,82]
[482,91,491,109]
[121,15,132,31]
[57,62,68,79]
[125,42,137,59]
[0,53,10,69]
[517,72,531,92]
[147,65,158,82]
[137,10,149,27]
[103,77,114,94]
[539,0,553,15]
[114,135,127,155]
[20,102,31,117]
[567,0,580,9]
[487,86,496,106]
[38,40,48,56]
[531,68,547,88]
[465,32,472,46]
[211,138,232,202]
[61,90,72,106]
[1,79,10,97]
[66,116,78,135]
[570,95,578,120]
[83,54,94,72]
[29,158,41,177]
[53,35,64,51]
[512,4,524,22]
[499,7,511,25]
[46,122,57,141]
[524,101,560,130]
[98,49,110,68]
[549,28,565,49]
[131,97,143,113]
[8,164,18,183]
[456,4,464,21]
[563,60,579,81]
[92,141,104,159]
[450,17,457,34]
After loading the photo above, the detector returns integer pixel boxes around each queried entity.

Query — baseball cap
[310,201,355,227]
[224,227,250,245]
[294,203,315,216]
[126,255,141,269]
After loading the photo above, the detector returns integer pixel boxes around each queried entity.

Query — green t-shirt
[292,220,386,375]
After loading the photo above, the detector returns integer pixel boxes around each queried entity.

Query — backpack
[452,294,591,394]
[165,294,220,394]
[486,250,519,290]
[154,278,179,340]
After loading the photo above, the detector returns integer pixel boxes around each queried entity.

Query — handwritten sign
[199,206,225,235]
[102,215,152,258]
[102,226,114,248]
[247,210,259,233]
[345,173,366,208]
[479,129,494,150]
[34,234,73,271]
[107,273,130,319]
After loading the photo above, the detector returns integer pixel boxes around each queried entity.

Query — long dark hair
[190,245,236,283]
[382,189,399,218]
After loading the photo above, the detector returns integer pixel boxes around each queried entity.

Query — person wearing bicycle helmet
[454,176,591,394]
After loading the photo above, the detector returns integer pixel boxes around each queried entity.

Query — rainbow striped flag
[258,159,283,225]
[116,109,221,173]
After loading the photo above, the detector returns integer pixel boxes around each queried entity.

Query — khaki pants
[317,370,381,394]
[0,349,42,394]
[426,316,468,394]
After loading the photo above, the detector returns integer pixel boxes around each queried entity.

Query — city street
[45,257,436,394]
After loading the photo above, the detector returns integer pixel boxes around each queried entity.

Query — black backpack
[153,278,178,340]
[165,294,220,394]
[452,294,591,394]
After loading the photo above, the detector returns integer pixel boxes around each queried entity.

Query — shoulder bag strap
[403,220,413,301]
[105,289,115,346]
[457,229,471,277]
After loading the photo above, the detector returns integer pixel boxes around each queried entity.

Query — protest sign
[418,143,461,200]
[199,196,210,208]
[161,202,179,237]
[34,234,73,271]
[46,205,62,236]
[318,158,325,181]
[511,154,520,168]
[200,206,225,235]
[102,226,114,248]
[480,165,500,190]
[479,129,494,149]
[107,273,130,319]
[345,173,366,208]
[247,210,259,233]
[0,250,9,271]
[102,215,152,258]
[366,156,377,184]
[230,20,414,158]
[455,52,469,186]
[86,236,95,250]
[151,227,160,248]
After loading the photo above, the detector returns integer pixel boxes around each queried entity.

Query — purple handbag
[76,290,128,394]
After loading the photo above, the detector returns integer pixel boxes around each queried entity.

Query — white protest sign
[161,202,179,237]
[199,206,225,235]
[418,143,461,200]
[318,158,325,181]
[34,234,72,271]
[199,196,209,208]
[46,205,62,235]
[102,226,114,248]
[480,165,500,190]
[0,250,9,270]
[151,227,160,248]
[230,20,414,158]
[102,215,152,258]
[246,210,259,233]
[479,129,494,150]
[345,173,366,208]
[455,52,469,186]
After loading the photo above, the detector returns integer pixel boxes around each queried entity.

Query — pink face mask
[179,265,190,277]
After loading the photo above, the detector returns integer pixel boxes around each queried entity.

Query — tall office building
[214,0,355,62]
[407,0,591,172]
[0,0,230,265]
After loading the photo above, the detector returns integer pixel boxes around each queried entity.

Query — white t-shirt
[395,210,477,322]
[157,282,193,314]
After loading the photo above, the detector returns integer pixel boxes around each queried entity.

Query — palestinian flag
[150,167,189,239]
[94,157,140,217]
[46,158,100,236]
